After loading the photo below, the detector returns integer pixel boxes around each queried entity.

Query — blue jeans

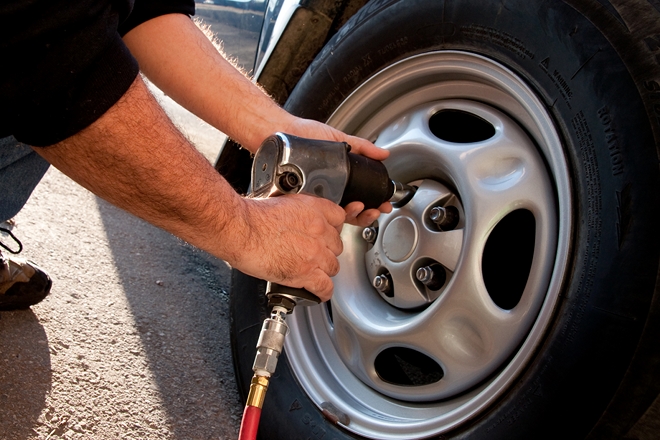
[0,136,50,222]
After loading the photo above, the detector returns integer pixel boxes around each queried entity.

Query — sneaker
[0,227,52,311]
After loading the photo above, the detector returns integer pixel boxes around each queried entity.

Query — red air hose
[238,375,269,440]
[238,405,261,440]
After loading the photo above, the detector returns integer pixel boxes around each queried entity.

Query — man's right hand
[229,194,346,302]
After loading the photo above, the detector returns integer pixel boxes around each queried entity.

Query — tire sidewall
[232,0,660,438]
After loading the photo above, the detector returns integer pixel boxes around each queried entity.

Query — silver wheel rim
[286,51,572,439]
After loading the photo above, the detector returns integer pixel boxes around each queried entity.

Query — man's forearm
[34,76,247,263]
[122,13,292,153]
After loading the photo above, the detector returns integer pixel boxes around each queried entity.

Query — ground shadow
[95,197,242,438]
[0,310,52,440]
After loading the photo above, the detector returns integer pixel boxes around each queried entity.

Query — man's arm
[34,76,345,300]
[122,13,385,154]
[122,13,392,225]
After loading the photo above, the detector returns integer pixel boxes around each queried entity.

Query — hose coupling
[246,375,270,409]
[252,305,290,377]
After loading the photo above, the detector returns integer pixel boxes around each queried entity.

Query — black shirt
[0,0,195,147]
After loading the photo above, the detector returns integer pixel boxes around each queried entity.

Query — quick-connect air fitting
[252,305,290,377]
[246,375,270,409]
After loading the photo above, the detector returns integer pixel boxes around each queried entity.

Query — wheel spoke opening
[375,347,444,386]
[325,300,333,324]
[482,209,536,310]
[429,109,496,143]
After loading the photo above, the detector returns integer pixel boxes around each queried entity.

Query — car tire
[230,1,660,439]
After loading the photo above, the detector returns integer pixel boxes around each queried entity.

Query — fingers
[321,246,341,277]
[352,209,383,227]
[306,197,344,255]
[344,134,390,161]
[344,202,364,224]
[327,223,344,255]
[304,268,335,302]
[291,196,342,300]
[273,224,338,301]
[378,201,393,214]
[344,201,392,227]
[284,117,389,161]
[308,196,346,232]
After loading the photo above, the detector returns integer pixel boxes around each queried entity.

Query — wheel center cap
[382,216,418,262]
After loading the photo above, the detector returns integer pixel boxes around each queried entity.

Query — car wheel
[230,0,660,438]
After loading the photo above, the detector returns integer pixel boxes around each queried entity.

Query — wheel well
[215,0,368,189]
[256,0,369,105]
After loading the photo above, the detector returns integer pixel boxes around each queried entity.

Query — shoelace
[0,227,23,254]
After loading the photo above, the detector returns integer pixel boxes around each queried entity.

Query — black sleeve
[119,0,196,36]
[1,1,140,146]
[0,0,195,147]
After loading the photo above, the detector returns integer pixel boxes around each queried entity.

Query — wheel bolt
[416,266,434,284]
[429,205,459,231]
[372,274,393,297]
[416,264,446,291]
[362,227,377,243]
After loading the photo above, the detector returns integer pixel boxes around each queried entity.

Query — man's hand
[234,194,345,301]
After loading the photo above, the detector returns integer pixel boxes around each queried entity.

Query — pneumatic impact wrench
[238,133,415,440]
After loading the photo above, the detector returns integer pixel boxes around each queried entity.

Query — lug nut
[362,227,377,243]
[429,205,459,231]
[372,274,393,297]
[416,266,434,284]
[373,275,389,291]
[416,264,446,291]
